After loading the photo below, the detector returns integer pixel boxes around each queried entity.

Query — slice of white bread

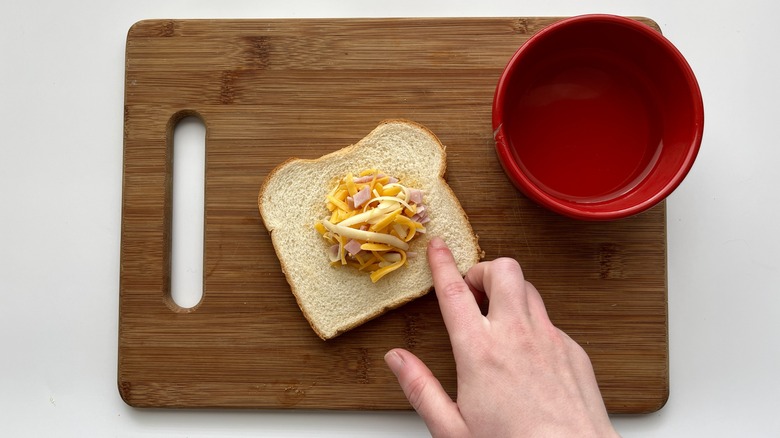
[258,120,481,340]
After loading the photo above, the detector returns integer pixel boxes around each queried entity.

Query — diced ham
[352,174,377,184]
[409,189,424,204]
[352,186,372,208]
[411,208,428,222]
[412,212,431,225]
[352,175,372,184]
[388,177,399,184]
[346,196,355,210]
[353,173,390,184]
[344,239,363,256]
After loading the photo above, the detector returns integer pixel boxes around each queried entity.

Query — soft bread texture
[258,120,481,340]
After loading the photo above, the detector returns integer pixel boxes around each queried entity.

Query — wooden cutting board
[119,17,668,413]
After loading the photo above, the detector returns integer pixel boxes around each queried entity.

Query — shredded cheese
[316,169,427,283]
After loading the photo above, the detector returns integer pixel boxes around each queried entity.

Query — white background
[2,1,778,436]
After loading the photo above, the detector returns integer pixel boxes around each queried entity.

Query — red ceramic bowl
[493,15,704,220]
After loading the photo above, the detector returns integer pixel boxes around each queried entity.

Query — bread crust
[258,119,481,339]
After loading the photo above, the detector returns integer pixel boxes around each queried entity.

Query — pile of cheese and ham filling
[315,169,429,283]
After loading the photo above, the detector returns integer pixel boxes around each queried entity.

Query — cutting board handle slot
[165,111,206,312]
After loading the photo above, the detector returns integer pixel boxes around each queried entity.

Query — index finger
[427,237,483,340]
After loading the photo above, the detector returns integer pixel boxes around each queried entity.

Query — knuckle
[437,279,470,300]
[491,257,523,276]
[569,339,595,367]
[405,374,430,412]
[556,329,594,366]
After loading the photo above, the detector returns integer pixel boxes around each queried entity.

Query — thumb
[384,348,467,437]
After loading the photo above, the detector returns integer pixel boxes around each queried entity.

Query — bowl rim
[492,14,704,220]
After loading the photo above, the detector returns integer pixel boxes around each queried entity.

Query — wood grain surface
[119,17,668,413]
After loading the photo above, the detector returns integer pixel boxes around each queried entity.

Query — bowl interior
[495,16,703,219]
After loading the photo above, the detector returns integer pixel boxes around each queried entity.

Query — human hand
[384,237,619,437]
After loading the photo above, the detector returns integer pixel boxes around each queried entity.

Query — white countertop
[2,1,779,436]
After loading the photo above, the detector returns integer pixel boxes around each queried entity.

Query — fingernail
[429,236,445,249]
[384,350,405,373]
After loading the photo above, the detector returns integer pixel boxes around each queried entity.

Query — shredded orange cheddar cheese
[316,169,428,283]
